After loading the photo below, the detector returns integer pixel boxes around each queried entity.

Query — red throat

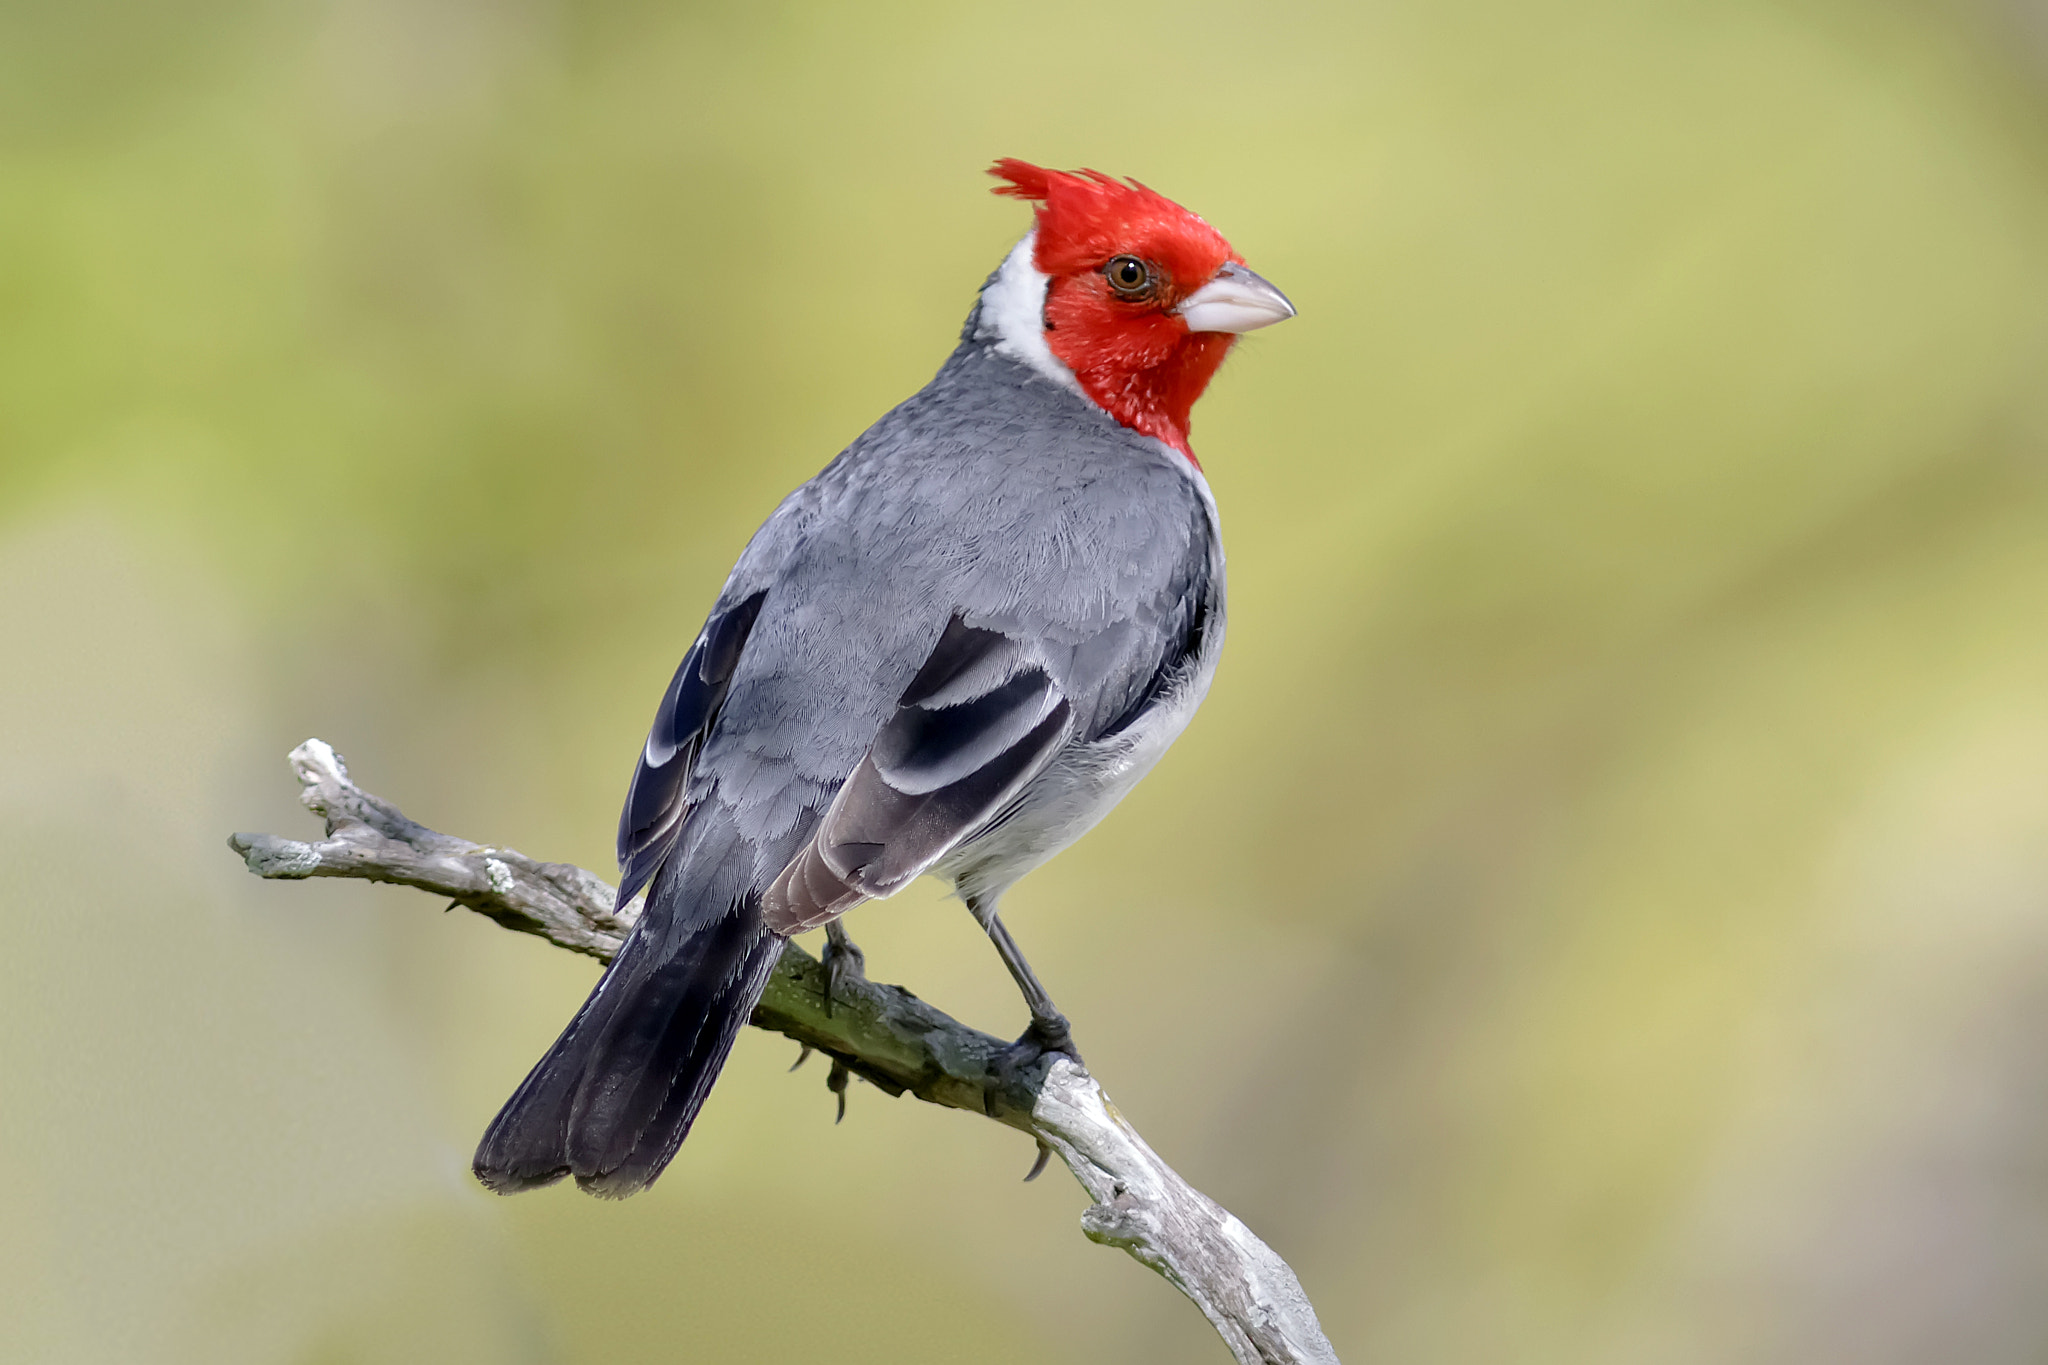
[990,159,1241,466]
[1041,292,1234,465]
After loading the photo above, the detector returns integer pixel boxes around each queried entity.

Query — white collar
[973,229,1085,398]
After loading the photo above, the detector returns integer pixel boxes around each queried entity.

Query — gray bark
[229,739,1338,1365]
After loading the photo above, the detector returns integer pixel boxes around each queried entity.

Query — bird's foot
[789,1044,855,1122]
[985,1013,1083,1116]
[820,929,867,1018]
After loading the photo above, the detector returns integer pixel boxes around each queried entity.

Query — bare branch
[230,739,1338,1365]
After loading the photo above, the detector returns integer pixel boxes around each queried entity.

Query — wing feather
[760,616,1074,934]
[614,591,766,908]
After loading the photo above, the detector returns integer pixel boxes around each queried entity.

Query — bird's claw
[820,931,868,1019]
[984,1013,1083,1116]
[827,1058,850,1123]
[793,1044,851,1121]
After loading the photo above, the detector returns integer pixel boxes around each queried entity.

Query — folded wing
[761,615,1074,934]
[614,590,767,909]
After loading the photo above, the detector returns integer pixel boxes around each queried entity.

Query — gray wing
[614,590,767,908]
[760,615,1075,933]
[633,344,1222,930]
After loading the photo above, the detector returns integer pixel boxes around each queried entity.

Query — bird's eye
[1103,255,1155,300]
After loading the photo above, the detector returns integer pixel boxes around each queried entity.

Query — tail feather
[474,858,782,1198]
[568,906,782,1196]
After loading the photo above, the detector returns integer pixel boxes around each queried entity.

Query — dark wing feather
[761,616,1073,934]
[1101,588,1213,738]
[615,590,766,909]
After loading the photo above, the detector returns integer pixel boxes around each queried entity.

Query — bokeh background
[7,0,2048,1360]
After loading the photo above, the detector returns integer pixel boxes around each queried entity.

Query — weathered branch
[230,739,1337,1365]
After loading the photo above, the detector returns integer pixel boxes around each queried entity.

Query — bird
[473,159,1295,1197]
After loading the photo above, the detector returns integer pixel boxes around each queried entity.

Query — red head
[987,159,1293,464]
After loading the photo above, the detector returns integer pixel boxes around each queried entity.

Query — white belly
[933,637,1220,908]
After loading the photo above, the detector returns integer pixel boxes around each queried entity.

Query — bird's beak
[1176,262,1297,335]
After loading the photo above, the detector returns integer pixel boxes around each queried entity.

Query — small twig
[230,739,1338,1365]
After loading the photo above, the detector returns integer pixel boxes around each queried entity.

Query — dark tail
[473,859,783,1199]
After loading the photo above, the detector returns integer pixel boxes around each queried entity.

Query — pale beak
[1176,262,1297,334]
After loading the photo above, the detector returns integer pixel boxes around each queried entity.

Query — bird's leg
[821,918,867,1019]
[794,921,866,1120]
[983,911,1078,1057]
[969,895,1082,1113]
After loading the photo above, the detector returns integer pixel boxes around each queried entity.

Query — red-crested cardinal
[475,160,1295,1196]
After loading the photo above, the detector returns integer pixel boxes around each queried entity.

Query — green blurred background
[7,0,2048,1360]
